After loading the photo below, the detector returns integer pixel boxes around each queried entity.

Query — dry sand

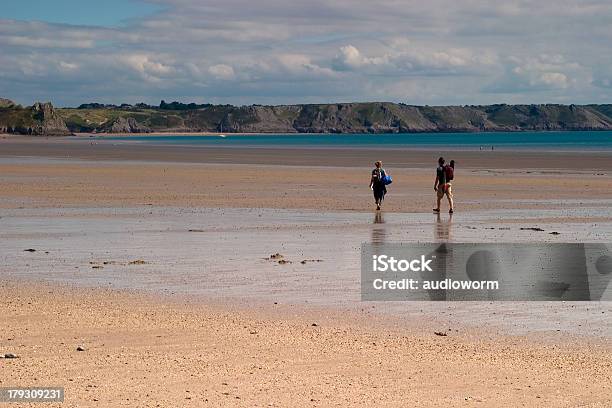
[1,282,611,408]
[1,135,612,407]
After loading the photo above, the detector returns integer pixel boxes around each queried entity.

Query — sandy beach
[5,0,612,405]
[1,135,612,407]
[2,282,611,407]
[1,135,612,213]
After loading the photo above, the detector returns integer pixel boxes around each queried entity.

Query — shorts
[373,183,386,201]
[437,183,453,199]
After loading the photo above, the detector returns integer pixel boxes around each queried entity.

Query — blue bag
[382,174,393,185]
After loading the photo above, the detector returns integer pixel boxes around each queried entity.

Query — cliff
[108,116,150,133]
[62,102,612,134]
[0,101,70,135]
[3,98,612,135]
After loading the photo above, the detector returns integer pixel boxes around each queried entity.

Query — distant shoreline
[5,126,612,139]
[4,100,612,136]
[73,131,269,137]
[74,128,612,137]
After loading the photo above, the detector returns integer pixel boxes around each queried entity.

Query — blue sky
[2,0,162,27]
[1,0,611,107]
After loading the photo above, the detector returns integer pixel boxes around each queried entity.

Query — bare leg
[434,192,442,211]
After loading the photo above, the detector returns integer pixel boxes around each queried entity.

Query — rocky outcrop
[217,105,300,133]
[109,117,150,133]
[30,102,71,135]
[0,101,70,135]
[292,103,495,133]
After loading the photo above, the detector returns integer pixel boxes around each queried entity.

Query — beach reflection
[434,212,453,241]
[372,211,386,244]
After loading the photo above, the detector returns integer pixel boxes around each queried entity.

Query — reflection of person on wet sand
[434,212,453,241]
[372,211,386,244]
[374,211,384,225]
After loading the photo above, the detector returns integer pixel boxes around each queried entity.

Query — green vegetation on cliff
[3,98,612,135]
[0,101,69,135]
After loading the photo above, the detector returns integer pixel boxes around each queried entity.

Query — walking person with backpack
[433,157,454,214]
[370,161,391,211]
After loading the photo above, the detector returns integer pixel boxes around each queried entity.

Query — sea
[102,130,612,151]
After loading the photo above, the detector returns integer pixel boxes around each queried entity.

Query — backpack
[373,168,384,182]
[444,165,454,182]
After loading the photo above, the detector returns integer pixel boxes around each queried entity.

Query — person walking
[370,161,387,211]
[433,157,454,214]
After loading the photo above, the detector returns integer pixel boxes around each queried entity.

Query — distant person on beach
[370,161,387,211]
[433,157,454,214]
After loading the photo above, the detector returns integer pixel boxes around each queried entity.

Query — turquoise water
[104,131,612,151]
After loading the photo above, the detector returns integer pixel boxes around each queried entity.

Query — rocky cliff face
[217,105,300,133]
[482,104,612,131]
[109,117,150,133]
[0,101,70,135]
[4,97,612,135]
[31,102,71,135]
[44,102,612,134]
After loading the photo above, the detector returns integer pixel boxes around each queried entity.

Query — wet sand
[1,135,612,406]
[1,135,612,214]
[3,206,612,336]
[3,135,612,171]
[1,160,611,213]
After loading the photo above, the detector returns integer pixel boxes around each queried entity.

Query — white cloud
[483,54,588,95]
[0,35,94,49]
[332,45,389,71]
[276,54,335,77]
[58,61,79,72]
[0,1,611,106]
[120,54,175,82]
[208,64,235,80]
[538,72,569,89]
[332,43,496,77]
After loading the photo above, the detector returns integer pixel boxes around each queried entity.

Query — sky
[1,0,611,107]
